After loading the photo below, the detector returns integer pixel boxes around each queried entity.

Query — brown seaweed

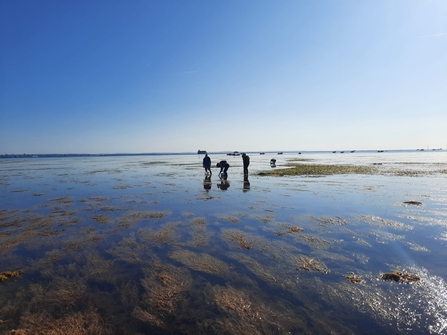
[381,271,420,284]
[403,201,423,206]
[345,274,362,283]
[0,271,23,283]
[132,264,192,328]
[297,256,329,274]
[170,250,230,277]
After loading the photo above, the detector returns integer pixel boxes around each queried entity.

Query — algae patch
[258,164,378,176]
[0,270,23,282]
[381,270,420,284]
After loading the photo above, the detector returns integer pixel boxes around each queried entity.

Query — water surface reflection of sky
[0,151,446,334]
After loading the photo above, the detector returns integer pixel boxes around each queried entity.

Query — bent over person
[203,154,211,175]
[217,160,229,177]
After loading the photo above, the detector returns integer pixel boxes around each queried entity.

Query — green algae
[259,160,447,177]
[258,163,378,176]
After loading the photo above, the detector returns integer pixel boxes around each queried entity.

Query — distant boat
[260,152,265,155]
[351,150,356,153]
[277,152,283,155]
[197,150,207,154]
[227,151,240,156]
[332,151,336,153]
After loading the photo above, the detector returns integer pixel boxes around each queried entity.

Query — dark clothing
[242,154,250,174]
[203,155,212,174]
[217,160,229,174]
[203,156,211,168]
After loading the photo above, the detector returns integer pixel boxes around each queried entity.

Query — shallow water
[0,151,446,334]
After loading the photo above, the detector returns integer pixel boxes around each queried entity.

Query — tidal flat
[0,151,446,334]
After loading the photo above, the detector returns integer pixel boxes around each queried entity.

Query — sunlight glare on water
[0,150,446,334]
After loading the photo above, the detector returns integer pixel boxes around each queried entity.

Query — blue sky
[1,0,446,154]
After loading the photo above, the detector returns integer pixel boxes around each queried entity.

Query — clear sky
[1,0,446,154]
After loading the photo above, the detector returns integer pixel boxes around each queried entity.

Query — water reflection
[203,175,212,191]
[243,174,250,192]
[217,174,230,190]
[1,154,446,334]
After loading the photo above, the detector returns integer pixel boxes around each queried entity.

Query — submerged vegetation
[0,270,23,283]
[298,256,329,273]
[1,154,446,334]
[2,202,401,333]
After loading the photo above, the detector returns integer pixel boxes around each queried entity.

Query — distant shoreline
[0,149,443,159]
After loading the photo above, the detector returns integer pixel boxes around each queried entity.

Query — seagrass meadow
[1,151,446,334]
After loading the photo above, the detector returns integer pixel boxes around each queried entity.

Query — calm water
[1,151,446,334]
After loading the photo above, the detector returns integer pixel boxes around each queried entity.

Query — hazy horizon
[1,147,443,157]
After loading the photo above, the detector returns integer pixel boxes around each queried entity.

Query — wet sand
[0,152,446,334]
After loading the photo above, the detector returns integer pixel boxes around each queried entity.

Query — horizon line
[0,148,443,157]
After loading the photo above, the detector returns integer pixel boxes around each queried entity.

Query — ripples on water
[0,151,446,334]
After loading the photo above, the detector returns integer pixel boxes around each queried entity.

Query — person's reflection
[203,175,212,191]
[217,174,230,190]
[243,174,250,192]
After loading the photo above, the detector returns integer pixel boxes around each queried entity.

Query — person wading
[242,153,250,175]
[203,154,212,175]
